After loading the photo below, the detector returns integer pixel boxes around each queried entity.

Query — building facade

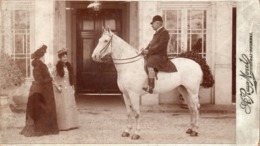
[0,0,240,105]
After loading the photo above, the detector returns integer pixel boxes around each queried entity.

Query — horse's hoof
[190,131,198,137]
[121,132,130,137]
[186,128,193,134]
[131,134,140,140]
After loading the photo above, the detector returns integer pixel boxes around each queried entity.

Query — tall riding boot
[147,77,155,93]
[143,67,155,94]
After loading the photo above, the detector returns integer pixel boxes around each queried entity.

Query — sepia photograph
[0,0,259,145]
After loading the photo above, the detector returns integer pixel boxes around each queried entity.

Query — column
[138,1,159,105]
[214,2,232,104]
[53,1,67,63]
[34,0,55,66]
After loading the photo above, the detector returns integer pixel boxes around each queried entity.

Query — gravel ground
[0,107,235,144]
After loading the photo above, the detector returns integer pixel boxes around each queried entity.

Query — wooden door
[76,9,122,94]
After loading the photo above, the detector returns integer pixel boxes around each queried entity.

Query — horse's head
[92,27,113,62]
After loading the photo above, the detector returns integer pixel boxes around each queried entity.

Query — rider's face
[151,21,160,31]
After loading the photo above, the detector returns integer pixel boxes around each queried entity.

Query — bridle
[99,33,143,64]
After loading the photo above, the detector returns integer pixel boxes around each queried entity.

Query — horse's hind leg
[177,86,199,136]
[121,93,133,137]
[186,88,200,136]
[177,86,194,132]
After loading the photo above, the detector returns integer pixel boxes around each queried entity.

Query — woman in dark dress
[20,45,59,137]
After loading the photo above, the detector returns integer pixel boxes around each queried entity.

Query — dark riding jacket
[145,27,175,72]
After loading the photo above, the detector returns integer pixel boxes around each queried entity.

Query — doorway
[73,2,125,94]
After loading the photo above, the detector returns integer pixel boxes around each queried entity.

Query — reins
[100,34,143,64]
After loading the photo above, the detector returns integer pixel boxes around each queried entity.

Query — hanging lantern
[87,1,101,12]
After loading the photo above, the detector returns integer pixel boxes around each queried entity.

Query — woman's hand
[58,85,62,93]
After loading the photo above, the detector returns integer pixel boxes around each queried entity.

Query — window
[0,1,33,78]
[0,11,4,50]
[11,10,31,77]
[162,9,207,58]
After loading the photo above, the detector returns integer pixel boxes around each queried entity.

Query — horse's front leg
[121,93,133,137]
[128,92,141,140]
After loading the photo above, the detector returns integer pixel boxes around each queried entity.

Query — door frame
[69,1,128,94]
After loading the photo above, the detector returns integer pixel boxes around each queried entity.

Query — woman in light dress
[52,48,78,131]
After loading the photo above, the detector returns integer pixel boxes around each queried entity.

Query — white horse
[92,28,203,139]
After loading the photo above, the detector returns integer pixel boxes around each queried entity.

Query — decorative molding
[159,1,211,9]
[2,0,34,10]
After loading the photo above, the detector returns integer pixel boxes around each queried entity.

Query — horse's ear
[106,27,111,33]
[102,26,106,33]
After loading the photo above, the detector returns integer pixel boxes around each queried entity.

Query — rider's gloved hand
[141,49,149,55]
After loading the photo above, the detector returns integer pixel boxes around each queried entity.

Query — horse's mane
[110,31,140,54]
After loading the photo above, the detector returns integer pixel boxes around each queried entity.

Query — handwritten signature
[239,54,257,114]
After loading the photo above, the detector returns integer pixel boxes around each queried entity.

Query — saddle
[144,61,178,80]
[144,67,159,80]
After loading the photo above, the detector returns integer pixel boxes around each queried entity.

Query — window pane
[187,34,191,51]
[203,34,206,53]
[15,59,26,77]
[204,10,207,29]
[27,34,30,54]
[15,10,29,29]
[27,58,31,77]
[168,34,177,54]
[15,35,24,53]
[191,34,202,52]
[188,10,204,29]
[83,39,95,71]
[165,10,177,29]
[167,33,181,55]
[83,19,94,30]
[105,19,116,30]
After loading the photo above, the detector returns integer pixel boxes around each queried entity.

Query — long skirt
[20,93,59,137]
[54,85,78,130]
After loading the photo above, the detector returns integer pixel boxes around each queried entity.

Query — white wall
[53,1,67,64]
[34,0,55,66]
[128,2,139,49]
[138,1,159,49]
[213,2,233,104]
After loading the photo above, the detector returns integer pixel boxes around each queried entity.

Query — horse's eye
[104,40,108,43]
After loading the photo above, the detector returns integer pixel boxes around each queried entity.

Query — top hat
[31,45,47,59]
[150,15,163,24]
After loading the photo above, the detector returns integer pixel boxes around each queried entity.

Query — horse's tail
[178,51,214,88]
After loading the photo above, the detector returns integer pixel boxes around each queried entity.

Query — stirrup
[142,86,153,94]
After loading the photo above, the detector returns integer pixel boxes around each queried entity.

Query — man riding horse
[142,15,177,93]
